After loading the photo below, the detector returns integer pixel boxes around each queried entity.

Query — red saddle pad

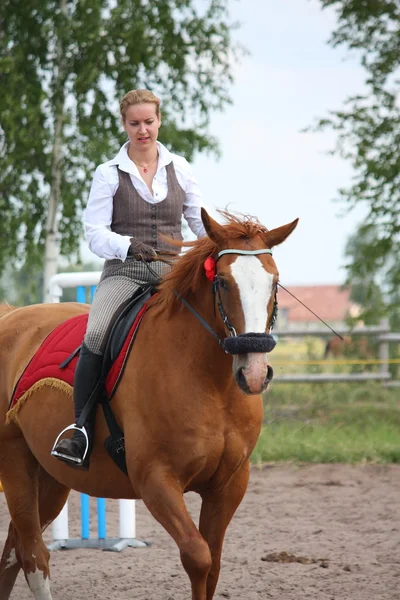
[10,302,149,411]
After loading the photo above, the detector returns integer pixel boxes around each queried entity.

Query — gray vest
[111,162,185,253]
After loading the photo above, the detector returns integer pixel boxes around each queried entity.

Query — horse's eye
[219,278,228,291]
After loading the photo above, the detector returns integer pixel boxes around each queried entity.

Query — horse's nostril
[265,365,274,383]
[235,367,251,394]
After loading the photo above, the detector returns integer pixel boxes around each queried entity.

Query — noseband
[175,248,277,355]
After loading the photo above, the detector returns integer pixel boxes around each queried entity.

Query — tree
[344,227,386,325]
[0,263,43,307]
[312,1,400,312]
[0,261,100,305]
[0,0,241,300]
[344,226,400,378]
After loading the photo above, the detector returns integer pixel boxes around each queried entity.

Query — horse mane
[0,303,17,320]
[152,211,269,315]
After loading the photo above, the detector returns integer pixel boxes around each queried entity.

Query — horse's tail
[324,339,331,359]
[0,303,17,320]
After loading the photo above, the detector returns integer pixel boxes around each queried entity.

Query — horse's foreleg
[0,421,22,600]
[0,436,54,600]
[38,466,70,533]
[199,462,250,600]
[0,522,21,600]
[140,467,212,600]
[0,466,69,600]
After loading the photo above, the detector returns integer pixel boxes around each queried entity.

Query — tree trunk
[43,0,67,302]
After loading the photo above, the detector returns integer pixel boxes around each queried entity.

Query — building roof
[278,284,358,323]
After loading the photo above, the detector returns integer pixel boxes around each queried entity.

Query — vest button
[151,206,156,211]
[151,215,156,219]
[152,233,157,239]
[151,224,156,229]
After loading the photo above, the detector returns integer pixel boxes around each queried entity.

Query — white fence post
[378,318,390,378]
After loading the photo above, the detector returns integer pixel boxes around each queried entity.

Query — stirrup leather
[51,424,90,466]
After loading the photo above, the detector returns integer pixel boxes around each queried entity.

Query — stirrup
[51,423,90,466]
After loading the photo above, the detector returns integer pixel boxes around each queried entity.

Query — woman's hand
[129,239,157,261]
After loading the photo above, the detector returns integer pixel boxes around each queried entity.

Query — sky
[191,0,367,286]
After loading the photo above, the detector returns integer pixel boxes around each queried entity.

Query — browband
[217,249,273,260]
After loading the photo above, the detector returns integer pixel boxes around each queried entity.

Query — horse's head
[202,209,298,395]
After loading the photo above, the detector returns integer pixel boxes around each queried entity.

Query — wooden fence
[271,319,400,386]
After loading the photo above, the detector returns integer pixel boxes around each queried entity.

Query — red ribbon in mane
[204,256,216,281]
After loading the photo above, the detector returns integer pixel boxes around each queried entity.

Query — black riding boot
[52,343,104,469]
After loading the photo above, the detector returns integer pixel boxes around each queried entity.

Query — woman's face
[123,103,161,151]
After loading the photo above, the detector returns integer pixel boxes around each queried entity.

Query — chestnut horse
[0,210,298,600]
[324,336,374,361]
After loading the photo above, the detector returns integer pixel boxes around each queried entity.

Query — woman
[52,89,206,469]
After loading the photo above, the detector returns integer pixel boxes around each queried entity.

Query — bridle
[146,246,343,352]
[175,248,278,355]
[213,248,277,335]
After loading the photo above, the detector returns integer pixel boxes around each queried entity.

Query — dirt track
[1,464,399,599]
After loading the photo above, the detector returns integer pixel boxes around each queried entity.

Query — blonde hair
[120,89,161,121]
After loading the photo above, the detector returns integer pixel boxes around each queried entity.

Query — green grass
[251,383,400,464]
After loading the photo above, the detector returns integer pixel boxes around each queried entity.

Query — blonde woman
[53,89,206,469]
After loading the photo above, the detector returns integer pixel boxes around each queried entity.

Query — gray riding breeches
[84,258,171,355]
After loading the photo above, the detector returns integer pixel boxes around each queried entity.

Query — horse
[0,209,298,600]
[324,335,374,360]
[324,334,377,373]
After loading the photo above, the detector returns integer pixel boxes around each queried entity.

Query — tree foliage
[0,261,100,305]
[313,1,400,312]
[344,227,386,324]
[344,226,400,377]
[0,0,240,276]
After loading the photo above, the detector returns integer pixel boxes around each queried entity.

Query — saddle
[62,284,155,395]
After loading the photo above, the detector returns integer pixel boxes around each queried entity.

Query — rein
[173,290,228,351]
[277,282,343,340]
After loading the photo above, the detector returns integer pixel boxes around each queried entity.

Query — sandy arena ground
[1,464,399,600]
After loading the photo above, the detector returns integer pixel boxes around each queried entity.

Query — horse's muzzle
[233,353,274,395]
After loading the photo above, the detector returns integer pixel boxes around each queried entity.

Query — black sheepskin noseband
[223,332,276,355]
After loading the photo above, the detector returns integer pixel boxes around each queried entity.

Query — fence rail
[272,318,400,384]
[274,372,391,383]
[49,274,400,385]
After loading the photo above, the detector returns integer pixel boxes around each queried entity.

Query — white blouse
[84,141,206,260]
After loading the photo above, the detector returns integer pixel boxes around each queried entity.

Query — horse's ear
[262,218,299,248]
[201,208,225,242]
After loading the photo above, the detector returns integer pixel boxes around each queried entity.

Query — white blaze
[27,570,52,600]
[230,256,274,332]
